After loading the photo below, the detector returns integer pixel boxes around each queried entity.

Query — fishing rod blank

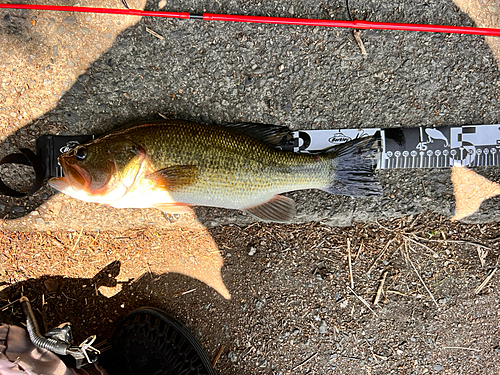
[1,3,500,37]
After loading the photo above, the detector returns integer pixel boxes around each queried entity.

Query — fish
[48,120,382,222]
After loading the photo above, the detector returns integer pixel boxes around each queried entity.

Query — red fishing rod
[1,2,500,37]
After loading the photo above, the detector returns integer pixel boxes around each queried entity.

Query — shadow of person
[0,259,229,351]
[1,0,500,222]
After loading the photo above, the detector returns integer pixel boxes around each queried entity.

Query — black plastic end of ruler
[190,14,203,19]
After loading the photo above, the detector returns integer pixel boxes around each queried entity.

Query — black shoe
[100,308,216,375]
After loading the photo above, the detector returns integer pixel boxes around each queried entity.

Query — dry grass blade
[443,346,481,352]
[180,288,196,296]
[145,27,164,39]
[422,238,491,250]
[374,271,388,306]
[405,235,436,255]
[292,352,318,371]
[354,239,364,262]
[405,241,439,307]
[348,286,378,316]
[348,238,354,289]
[71,226,85,252]
[477,245,488,268]
[367,238,394,274]
[474,268,497,294]
[1,298,20,311]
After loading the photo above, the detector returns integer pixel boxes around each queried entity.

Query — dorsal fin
[224,123,295,149]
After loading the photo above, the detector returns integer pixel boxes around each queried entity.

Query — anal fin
[243,195,296,223]
[153,203,194,215]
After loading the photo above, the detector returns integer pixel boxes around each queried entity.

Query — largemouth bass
[49,120,382,222]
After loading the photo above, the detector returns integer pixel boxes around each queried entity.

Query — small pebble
[257,357,267,367]
[13,206,25,213]
[64,111,80,123]
[63,15,77,26]
[228,351,237,362]
[43,278,60,293]
[248,247,256,256]
[319,321,327,334]
[433,364,443,371]
[244,76,255,86]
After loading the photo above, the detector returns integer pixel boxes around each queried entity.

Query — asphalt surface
[1,0,500,229]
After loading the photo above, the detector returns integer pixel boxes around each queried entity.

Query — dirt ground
[1,214,499,374]
[1,0,500,374]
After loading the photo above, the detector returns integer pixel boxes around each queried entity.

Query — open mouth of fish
[51,161,91,192]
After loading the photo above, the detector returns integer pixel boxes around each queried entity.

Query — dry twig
[353,30,367,55]
[474,268,497,294]
[212,344,226,367]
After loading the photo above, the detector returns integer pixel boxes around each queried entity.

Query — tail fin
[322,132,382,197]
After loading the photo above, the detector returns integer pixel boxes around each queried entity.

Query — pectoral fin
[146,165,199,191]
[244,195,296,223]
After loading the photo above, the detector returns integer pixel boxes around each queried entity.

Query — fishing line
[0,2,500,37]
[345,0,354,22]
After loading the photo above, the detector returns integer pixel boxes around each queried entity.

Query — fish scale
[130,122,326,208]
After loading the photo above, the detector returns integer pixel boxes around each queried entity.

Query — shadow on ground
[1,0,500,225]
[0,260,232,370]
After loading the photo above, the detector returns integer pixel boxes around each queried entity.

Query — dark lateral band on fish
[45,120,382,223]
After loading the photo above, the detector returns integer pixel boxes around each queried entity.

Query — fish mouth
[58,159,91,192]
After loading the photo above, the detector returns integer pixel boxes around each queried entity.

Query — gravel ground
[1,215,500,374]
[1,1,500,374]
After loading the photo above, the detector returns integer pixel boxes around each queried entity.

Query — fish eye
[75,146,87,160]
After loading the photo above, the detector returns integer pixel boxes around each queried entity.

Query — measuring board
[288,124,500,169]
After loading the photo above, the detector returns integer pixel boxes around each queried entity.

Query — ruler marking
[298,125,500,169]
